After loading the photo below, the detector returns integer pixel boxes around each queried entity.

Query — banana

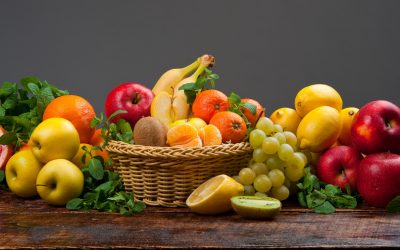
[152,57,201,95]
[174,54,215,96]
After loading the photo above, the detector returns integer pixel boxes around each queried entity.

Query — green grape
[283,131,297,148]
[273,132,286,144]
[266,155,285,171]
[273,124,283,133]
[301,150,313,164]
[254,192,268,197]
[239,167,256,185]
[232,175,241,183]
[294,152,308,165]
[268,169,285,187]
[253,148,269,163]
[249,129,266,149]
[253,174,272,193]
[288,152,306,169]
[250,162,268,175]
[244,185,256,195]
[278,143,294,162]
[261,137,280,155]
[247,158,256,167]
[271,185,290,201]
[256,117,275,135]
[285,164,305,182]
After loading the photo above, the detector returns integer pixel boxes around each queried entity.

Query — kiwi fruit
[133,117,168,146]
[231,196,281,219]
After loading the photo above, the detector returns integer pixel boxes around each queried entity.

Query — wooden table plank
[0,190,399,249]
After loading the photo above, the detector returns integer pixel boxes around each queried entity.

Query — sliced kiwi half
[231,196,282,219]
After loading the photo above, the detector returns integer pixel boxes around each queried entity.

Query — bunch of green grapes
[233,117,308,201]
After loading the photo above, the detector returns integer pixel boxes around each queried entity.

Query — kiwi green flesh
[231,196,281,219]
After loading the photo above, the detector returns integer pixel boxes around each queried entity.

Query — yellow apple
[5,150,43,198]
[150,91,189,127]
[36,159,84,205]
[29,117,80,163]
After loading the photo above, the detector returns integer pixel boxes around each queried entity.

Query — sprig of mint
[297,166,358,214]
[387,196,400,213]
[90,110,133,146]
[228,92,258,129]
[0,77,68,149]
[178,67,219,106]
[66,114,145,216]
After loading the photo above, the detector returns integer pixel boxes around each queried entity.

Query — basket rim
[105,140,252,159]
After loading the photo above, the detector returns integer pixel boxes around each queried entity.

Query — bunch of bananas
[151,55,215,127]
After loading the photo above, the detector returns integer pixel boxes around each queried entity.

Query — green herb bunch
[66,111,145,216]
[297,166,358,214]
[0,77,68,148]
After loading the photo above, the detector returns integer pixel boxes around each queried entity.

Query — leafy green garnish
[0,77,68,149]
[178,67,219,106]
[387,196,400,213]
[66,111,145,216]
[297,166,358,214]
[90,111,133,146]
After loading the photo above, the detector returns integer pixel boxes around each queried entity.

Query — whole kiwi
[133,117,168,146]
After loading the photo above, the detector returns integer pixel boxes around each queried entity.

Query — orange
[199,124,222,146]
[89,128,110,162]
[90,128,105,147]
[166,123,202,148]
[192,89,229,123]
[338,107,359,146]
[43,95,96,143]
[240,98,265,126]
[209,111,247,144]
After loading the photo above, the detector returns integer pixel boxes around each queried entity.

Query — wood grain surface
[0,190,399,249]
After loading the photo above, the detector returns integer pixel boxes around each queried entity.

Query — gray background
[1,0,399,115]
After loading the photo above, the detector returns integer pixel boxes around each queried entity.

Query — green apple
[36,159,84,206]
[5,150,43,198]
[29,117,80,163]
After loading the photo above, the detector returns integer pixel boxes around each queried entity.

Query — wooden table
[0,190,399,249]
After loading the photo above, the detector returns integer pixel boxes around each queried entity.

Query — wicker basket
[106,140,252,207]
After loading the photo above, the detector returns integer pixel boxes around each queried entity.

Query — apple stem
[132,93,141,104]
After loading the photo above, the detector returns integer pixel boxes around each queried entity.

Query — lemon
[297,106,341,152]
[338,107,359,146]
[187,117,207,131]
[186,174,244,215]
[270,107,302,133]
[295,84,343,117]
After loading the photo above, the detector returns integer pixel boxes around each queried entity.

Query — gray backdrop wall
[1,0,399,115]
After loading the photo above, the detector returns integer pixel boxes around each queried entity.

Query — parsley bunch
[297,166,358,214]
[0,77,68,148]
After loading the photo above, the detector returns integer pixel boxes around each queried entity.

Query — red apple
[0,125,13,171]
[357,152,400,207]
[316,146,363,192]
[351,100,400,154]
[105,82,154,128]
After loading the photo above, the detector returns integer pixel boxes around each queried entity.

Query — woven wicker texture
[106,140,252,207]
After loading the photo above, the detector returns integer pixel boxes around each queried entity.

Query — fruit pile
[0,55,399,219]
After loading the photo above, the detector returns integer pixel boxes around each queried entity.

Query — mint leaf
[228,92,241,105]
[240,102,257,115]
[387,196,400,213]
[0,132,17,145]
[66,198,83,210]
[88,158,104,180]
[314,201,336,214]
[0,82,16,96]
